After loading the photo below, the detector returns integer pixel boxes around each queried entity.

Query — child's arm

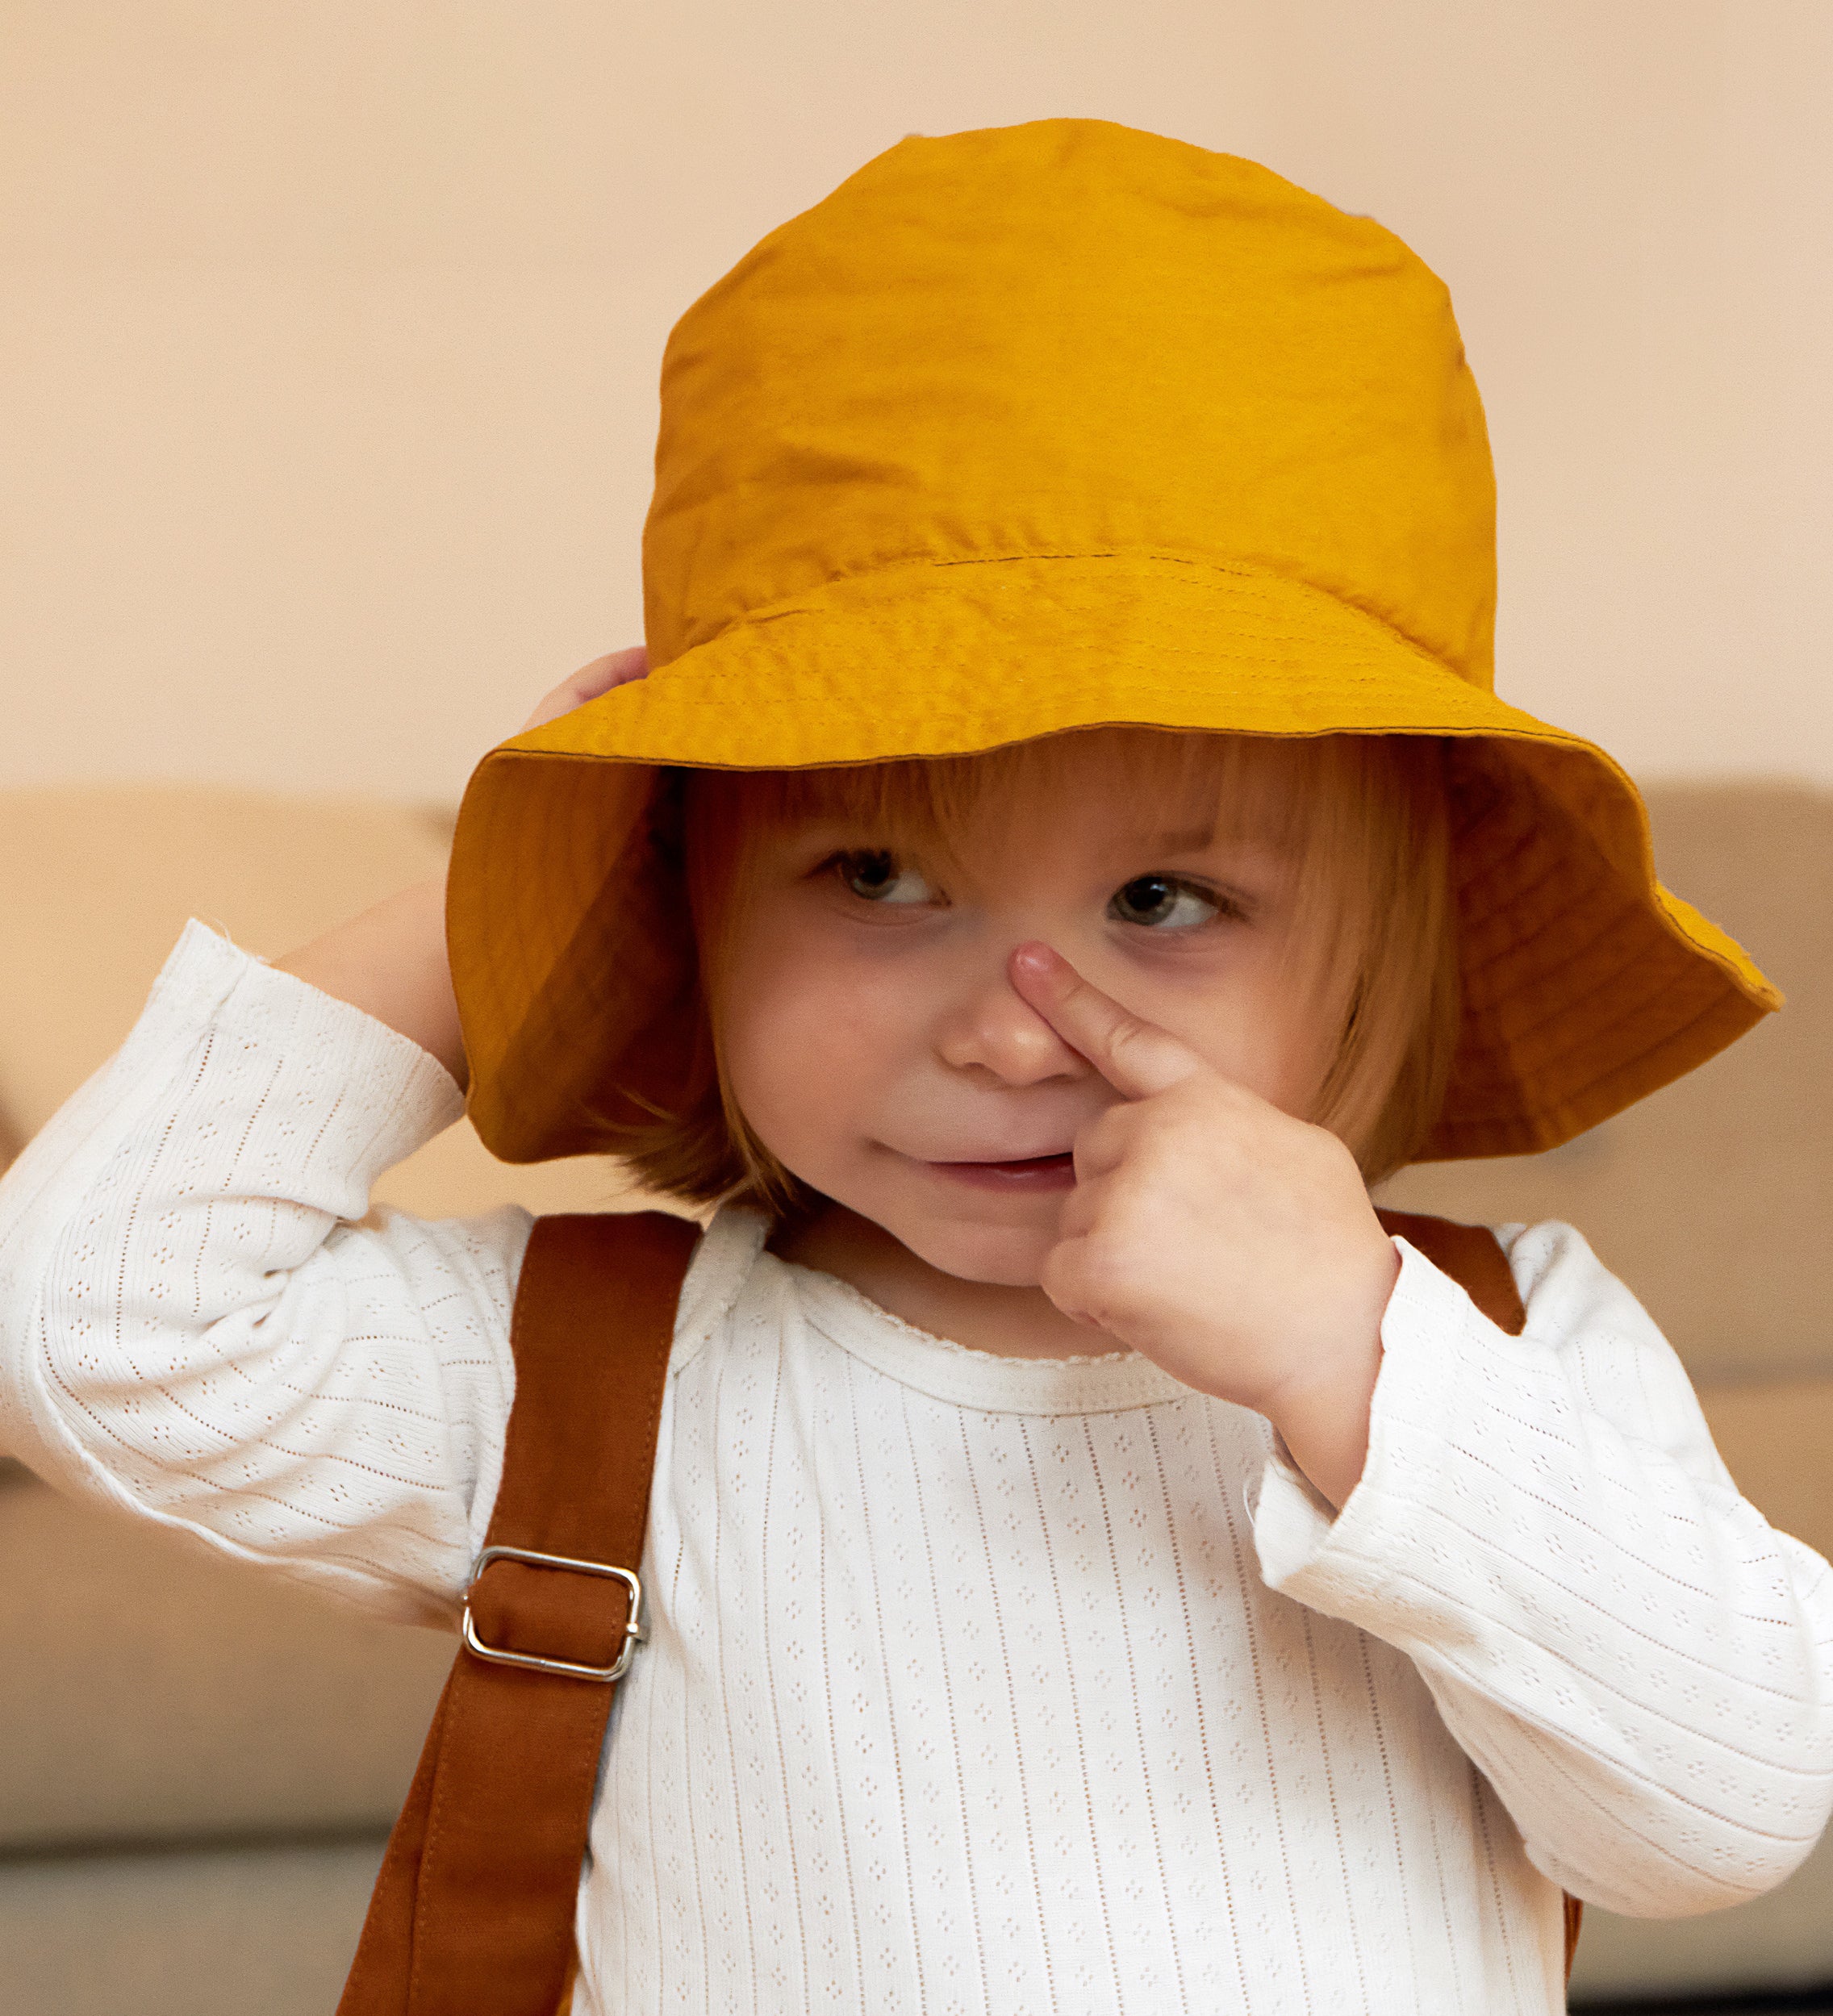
[1251,1222,1833,1920]
[0,916,520,1623]
[0,649,649,1622]
[274,874,467,1087]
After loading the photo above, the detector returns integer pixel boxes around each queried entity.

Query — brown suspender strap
[340,1206,1580,1999]
[1375,1208,1527,1337]
[1564,1893,1585,1984]
[336,1209,699,2016]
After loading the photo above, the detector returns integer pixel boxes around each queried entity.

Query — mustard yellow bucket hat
[449,118,1777,1168]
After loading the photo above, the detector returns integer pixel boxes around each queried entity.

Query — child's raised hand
[518,645,649,734]
[1008,941,1398,1508]
[273,650,650,1091]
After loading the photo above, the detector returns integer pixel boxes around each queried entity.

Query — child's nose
[934,968,1090,1087]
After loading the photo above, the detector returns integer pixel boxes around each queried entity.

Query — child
[3,119,1831,2013]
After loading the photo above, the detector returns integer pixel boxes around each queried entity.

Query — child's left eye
[1108,875,1220,931]
[833,849,937,906]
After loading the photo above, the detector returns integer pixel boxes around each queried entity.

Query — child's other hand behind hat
[271,649,649,1089]
[1008,941,1398,1511]
[518,645,649,733]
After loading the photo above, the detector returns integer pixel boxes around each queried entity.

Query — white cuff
[1250,1235,1483,1598]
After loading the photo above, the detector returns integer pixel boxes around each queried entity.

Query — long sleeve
[1252,1225,1833,1920]
[0,919,534,1625]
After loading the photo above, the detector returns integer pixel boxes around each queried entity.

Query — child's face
[712,733,1336,1288]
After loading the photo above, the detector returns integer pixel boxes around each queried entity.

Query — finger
[1053,1166,1106,1242]
[1038,1233,1120,1333]
[519,646,649,734]
[575,645,649,699]
[1071,1100,1138,1183]
[1008,941,1205,1100]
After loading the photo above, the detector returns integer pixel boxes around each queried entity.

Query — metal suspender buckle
[460,1544,646,1684]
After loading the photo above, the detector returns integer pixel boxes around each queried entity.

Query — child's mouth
[925,1152,1078,1192]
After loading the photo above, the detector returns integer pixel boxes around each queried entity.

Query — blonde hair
[612,730,1456,1210]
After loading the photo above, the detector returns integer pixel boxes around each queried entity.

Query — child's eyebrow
[1137,824,1219,853]
[1112,821,1251,856]
[1118,823,1295,871]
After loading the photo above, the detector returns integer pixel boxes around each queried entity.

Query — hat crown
[644,118,1497,691]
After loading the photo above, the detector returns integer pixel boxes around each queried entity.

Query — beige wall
[4,0,1828,804]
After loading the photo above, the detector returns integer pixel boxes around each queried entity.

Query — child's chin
[904,1217,1053,1290]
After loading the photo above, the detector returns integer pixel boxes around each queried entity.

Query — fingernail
[1011,942,1053,978]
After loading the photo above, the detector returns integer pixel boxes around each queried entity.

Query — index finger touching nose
[1008,942,1205,1100]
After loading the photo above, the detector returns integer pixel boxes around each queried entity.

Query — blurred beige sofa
[0,781,1827,2014]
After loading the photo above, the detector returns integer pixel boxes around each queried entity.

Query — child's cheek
[719,943,898,1181]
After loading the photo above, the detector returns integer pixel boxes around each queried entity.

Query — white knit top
[2,920,1831,2016]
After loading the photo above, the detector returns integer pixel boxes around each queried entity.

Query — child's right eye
[833,849,937,906]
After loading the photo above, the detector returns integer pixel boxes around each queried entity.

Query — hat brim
[449,553,1778,1165]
